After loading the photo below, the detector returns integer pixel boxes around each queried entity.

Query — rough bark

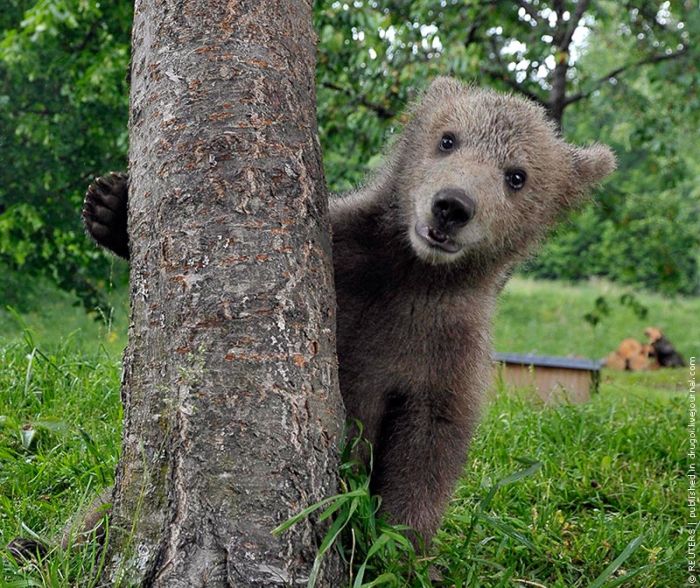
[103,0,345,585]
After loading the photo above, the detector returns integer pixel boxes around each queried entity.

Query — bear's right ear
[571,143,617,188]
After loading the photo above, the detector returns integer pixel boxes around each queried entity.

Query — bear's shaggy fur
[82,77,615,544]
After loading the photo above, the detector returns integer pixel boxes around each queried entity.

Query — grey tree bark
[103,0,345,585]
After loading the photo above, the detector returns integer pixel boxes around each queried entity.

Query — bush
[525,185,700,295]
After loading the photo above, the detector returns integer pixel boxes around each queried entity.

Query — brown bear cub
[82,77,615,546]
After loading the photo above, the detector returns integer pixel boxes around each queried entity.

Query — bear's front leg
[83,171,130,259]
[371,390,475,547]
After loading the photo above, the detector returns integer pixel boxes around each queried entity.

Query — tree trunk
[104,1,345,585]
[548,58,568,130]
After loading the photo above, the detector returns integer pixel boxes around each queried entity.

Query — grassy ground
[0,277,694,586]
[495,277,698,360]
[0,280,128,358]
[436,368,686,587]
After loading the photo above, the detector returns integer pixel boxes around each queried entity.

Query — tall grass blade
[586,535,644,588]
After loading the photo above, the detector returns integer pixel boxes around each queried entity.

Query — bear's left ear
[571,143,617,187]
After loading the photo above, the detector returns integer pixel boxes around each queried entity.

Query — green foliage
[0,0,131,310]
[437,370,685,586]
[275,428,554,587]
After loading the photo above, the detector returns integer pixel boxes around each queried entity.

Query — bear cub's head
[393,77,616,267]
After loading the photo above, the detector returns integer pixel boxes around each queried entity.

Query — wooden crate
[494,353,601,404]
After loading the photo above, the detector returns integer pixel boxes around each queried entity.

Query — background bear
[83,77,615,545]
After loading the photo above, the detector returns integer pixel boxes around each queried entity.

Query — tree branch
[514,0,539,22]
[464,17,482,48]
[482,68,547,108]
[456,1,496,51]
[483,36,547,109]
[560,0,591,51]
[456,3,492,53]
[552,0,565,22]
[11,107,57,117]
[565,45,688,105]
[321,81,397,119]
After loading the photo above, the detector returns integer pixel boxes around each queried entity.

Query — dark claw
[83,171,130,260]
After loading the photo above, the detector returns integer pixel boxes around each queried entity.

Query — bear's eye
[439,133,457,153]
[505,169,527,190]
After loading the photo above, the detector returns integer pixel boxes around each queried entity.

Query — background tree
[103,0,345,585]
[0,1,131,310]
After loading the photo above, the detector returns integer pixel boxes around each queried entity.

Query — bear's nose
[431,188,476,231]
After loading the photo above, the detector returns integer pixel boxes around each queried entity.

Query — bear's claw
[83,171,130,259]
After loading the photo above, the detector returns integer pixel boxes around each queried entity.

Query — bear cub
[83,77,615,545]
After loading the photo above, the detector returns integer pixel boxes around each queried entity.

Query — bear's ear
[571,143,617,187]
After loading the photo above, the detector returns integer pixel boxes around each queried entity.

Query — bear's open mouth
[415,223,462,253]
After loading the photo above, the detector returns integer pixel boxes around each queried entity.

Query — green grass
[0,277,694,585]
[436,369,686,586]
[495,277,699,360]
[0,339,121,585]
[0,284,128,358]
